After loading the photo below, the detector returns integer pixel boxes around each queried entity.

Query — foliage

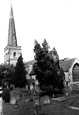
[0,64,15,86]
[33,39,65,94]
[12,54,28,88]
[2,87,10,102]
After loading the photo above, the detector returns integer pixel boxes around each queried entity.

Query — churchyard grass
[3,88,79,115]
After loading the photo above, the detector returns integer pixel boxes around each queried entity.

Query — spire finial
[10,0,12,6]
[10,0,14,18]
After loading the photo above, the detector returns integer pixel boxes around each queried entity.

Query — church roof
[25,58,77,75]
[59,58,76,72]
[29,68,35,75]
[25,60,36,67]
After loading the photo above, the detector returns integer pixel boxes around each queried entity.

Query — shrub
[2,88,10,103]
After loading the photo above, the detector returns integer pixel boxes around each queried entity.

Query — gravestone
[34,97,42,115]
[0,97,3,115]
[43,95,50,105]
[10,93,16,104]
[34,104,42,115]
[24,98,30,103]
[25,85,28,91]
[16,93,20,102]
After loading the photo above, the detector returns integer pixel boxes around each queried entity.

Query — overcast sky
[0,0,79,64]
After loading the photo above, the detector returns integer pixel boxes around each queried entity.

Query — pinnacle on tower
[8,3,17,47]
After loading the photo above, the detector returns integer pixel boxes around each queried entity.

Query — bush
[2,88,10,103]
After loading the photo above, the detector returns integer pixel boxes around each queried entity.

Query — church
[4,4,21,65]
[4,4,79,86]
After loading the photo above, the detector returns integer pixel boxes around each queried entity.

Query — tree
[12,54,27,88]
[33,39,65,95]
[0,64,15,86]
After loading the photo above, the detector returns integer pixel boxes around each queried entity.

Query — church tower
[4,4,21,65]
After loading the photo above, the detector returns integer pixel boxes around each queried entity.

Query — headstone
[30,84,33,93]
[14,103,19,108]
[35,98,39,105]
[24,99,30,103]
[10,93,16,104]
[25,85,28,91]
[65,92,69,96]
[34,97,42,115]
[16,93,20,102]
[34,104,42,115]
[53,94,54,97]
[0,97,3,115]
[43,96,50,105]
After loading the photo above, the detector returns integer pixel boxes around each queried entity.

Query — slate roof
[59,58,76,72]
[25,60,36,67]
[29,68,35,75]
[25,58,77,75]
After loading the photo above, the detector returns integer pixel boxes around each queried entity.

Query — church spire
[4,1,21,65]
[10,3,13,18]
[8,3,17,47]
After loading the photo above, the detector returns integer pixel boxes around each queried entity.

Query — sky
[0,0,79,64]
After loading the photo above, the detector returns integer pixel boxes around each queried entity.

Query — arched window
[73,63,79,82]
[13,52,16,57]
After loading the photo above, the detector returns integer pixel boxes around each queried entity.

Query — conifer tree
[33,39,65,95]
[12,54,27,88]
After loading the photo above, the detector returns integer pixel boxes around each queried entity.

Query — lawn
[3,88,79,115]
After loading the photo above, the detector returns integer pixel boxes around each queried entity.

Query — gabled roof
[29,68,35,75]
[59,58,76,72]
[25,58,78,75]
[25,60,36,66]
